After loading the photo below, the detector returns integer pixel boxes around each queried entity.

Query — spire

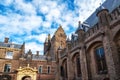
[76,21,83,32]
[58,24,64,31]
[48,34,51,41]
[28,49,32,54]
[78,21,81,27]
[66,36,70,42]
[45,37,48,43]
[59,24,62,28]
[78,21,83,30]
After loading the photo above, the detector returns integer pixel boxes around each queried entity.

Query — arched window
[61,60,67,78]
[76,56,81,77]
[95,47,107,74]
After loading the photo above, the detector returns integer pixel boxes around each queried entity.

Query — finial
[27,64,30,67]
[99,3,105,10]
[59,24,62,27]
[78,21,81,27]
[19,66,22,69]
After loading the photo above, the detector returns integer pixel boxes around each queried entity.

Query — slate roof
[84,0,120,27]
[0,42,22,49]
[32,54,46,60]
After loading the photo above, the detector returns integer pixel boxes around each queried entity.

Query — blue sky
[0,0,105,55]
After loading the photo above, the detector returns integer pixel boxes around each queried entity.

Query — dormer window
[6,51,13,59]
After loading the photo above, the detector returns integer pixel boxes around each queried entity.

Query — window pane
[38,66,42,73]
[76,57,81,77]
[95,47,107,74]
[4,64,11,72]
[60,66,64,77]
[48,66,50,74]
[6,52,13,59]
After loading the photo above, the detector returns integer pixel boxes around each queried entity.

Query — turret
[21,42,25,54]
[66,37,71,50]
[48,34,51,41]
[44,34,51,55]
[75,21,85,42]
[96,4,109,25]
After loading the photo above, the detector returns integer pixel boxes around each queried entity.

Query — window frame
[3,64,11,73]
[76,55,82,77]
[5,51,13,59]
[47,66,51,74]
[94,46,108,74]
[38,65,42,73]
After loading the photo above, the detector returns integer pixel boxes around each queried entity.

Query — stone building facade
[50,0,120,80]
[0,38,56,80]
[0,0,120,80]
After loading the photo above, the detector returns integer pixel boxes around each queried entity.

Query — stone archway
[17,64,37,80]
[71,52,82,80]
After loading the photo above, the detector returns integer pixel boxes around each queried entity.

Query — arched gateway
[17,64,37,80]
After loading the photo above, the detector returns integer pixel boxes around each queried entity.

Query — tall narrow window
[6,51,13,59]
[47,66,50,74]
[60,66,64,77]
[38,66,42,73]
[95,47,107,74]
[4,64,11,72]
[65,62,67,78]
[76,56,81,77]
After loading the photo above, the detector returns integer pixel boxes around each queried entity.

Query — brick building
[0,37,56,80]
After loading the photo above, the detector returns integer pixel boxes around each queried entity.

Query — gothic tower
[44,25,67,61]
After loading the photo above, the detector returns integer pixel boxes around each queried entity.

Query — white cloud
[74,0,106,22]
[0,0,106,55]
[42,21,51,28]
[0,0,13,6]
[25,33,47,43]
[25,42,43,54]
[14,0,36,15]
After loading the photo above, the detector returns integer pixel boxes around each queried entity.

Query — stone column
[68,58,75,80]
[103,35,119,80]
[79,47,88,80]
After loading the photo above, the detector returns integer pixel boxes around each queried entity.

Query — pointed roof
[55,25,65,35]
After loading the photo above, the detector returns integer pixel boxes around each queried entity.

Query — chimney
[36,51,39,55]
[4,37,9,43]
